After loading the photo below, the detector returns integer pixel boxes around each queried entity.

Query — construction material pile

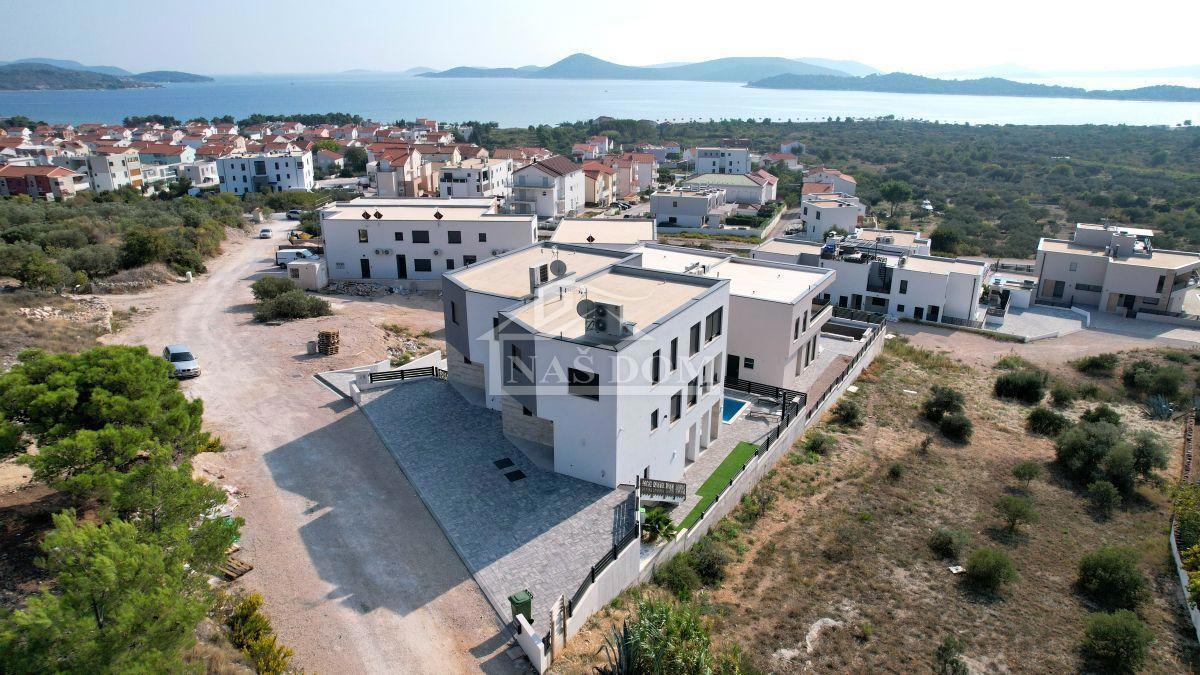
[317,330,340,355]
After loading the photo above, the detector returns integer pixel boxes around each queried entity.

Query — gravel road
[101,218,518,674]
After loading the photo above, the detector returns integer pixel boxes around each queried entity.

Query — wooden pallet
[219,556,253,580]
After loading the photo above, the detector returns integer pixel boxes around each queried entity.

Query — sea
[1,73,1198,127]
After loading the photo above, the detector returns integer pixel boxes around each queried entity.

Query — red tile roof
[801,182,835,195]
[581,161,614,176]
[0,164,77,178]
[517,154,579,177]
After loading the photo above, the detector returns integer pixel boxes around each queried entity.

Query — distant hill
[797,57,880,77]
[421,53,855,81]
[131,70,213,83]
[746,72,1200,102]
[0,63,157,90]
[400,66,435,76]
[4,57,132,77]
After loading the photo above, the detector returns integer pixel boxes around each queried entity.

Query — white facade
[55,150,143,193]
[511,157,584,218]
[695,147,749,174]
[439,158,513,200]
[805,168,857,196]
[179,161,219,188]
[320,198,536,281]
[217,151,314,194]
[682,173,771,205]
[649,188,726,227]
[800,197,862,239]
[754,236,987,323]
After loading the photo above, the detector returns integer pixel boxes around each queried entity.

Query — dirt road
[101,219,516,674]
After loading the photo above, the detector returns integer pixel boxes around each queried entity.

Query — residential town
[3,108,1200,675]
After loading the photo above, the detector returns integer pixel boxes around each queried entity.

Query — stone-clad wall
[501,394,554,448]
[446,343,485,391]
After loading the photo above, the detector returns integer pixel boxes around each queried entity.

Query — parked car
[162,344,200,378]
[286,209,303,220]
[275,248,319,266]
[258,228,272,238]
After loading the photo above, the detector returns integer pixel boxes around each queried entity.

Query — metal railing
[938,315,985,329]
[367,366,448,384]
[567,493,639,617]
[832,306,887,324]
[640,477,687,502]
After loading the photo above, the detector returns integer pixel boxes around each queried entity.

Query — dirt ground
[557,339,1199,673]
[92,218,516,674]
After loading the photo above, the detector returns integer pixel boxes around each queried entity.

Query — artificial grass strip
[679,441,759,530]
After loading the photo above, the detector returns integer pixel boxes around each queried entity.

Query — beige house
[582,161,615,206]
[1034,223,1200,316]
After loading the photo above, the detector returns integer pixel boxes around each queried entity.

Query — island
[0,63,211,90]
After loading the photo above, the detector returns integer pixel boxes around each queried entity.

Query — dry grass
[557,345,1198,673]
[0,291,103,368]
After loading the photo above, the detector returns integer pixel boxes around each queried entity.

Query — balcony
[810,296,832,324]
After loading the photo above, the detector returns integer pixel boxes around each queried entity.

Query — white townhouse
[511,155,584,218]
[695,147,750,174]
[320,198,536,282]
[439,157,513,201]
[216,150,313,194]
[753,232,987,325]
[443,244,730,488]
[805,167,857,196]
[682,172,775,206]
[650,187,727,227]
[178,161,219,189]
[799,196,863,239]
[1034,222,1200,316]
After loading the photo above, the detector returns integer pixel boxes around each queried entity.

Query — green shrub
[599,600,720,675]
[994,353,1032,371]
[227,594,293,675]
[1122,359,1185,398]
[939,413,973,443]
[250,275,298,301]
[688,536,732,586]
[1101,444,1138,495]
[802,430,836,455]
[1050,382,1076,407]
[1076,353,1119,376]
[928,528,970,560]
[1026,406,1069,436]
[1081,404,1121,425]
[651,554,701,600]
[1082,610,1153,673]
[994,494,1038,533]
[1055,421,1123,483]
[933,635,969,675]
[922,385,965,423]
[1011,460,1042,486]
[1078,547,1145,610]
[965,547,1016,593]
[1087,480,1122,517]
[641,508,677,543]
[831,398,863,427]
[253,290,332,322]
[1076,382,1108,401]
[994,369,1047,404]
[887,462,906,482]
[1130,430,1168,480]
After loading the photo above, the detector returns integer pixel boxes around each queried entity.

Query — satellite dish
[576,299,595,318]
[549,259,567,276]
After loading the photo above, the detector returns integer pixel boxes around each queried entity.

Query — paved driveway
[360,380,636,629]
[999,306,1086,339]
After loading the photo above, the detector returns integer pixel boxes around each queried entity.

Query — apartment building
[582,161,615,207]
[511,155,584,218]
[320,198,536,282]
[682,171,775,205]
[371,148,435,198]
[695,147,750,174]
[55,147,143,193]
[439,157,513,200]
[0,164,86,200]
[650,187,728,227]
[1034,223,1200,316]
[131,143,196,165]
[178,161,219,189]
[216,150,314,194]
[754,233,987,324]
[443,244,730,488]
[799,196,863,239]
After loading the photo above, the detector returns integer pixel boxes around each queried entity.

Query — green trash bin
[508,589,533,624]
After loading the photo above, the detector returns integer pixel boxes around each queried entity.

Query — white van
[275,248,318,267]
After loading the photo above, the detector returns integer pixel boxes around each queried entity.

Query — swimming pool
[721,397,748,423]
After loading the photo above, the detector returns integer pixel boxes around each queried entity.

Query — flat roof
[627,245,725,274]
[709,259,829,303]
[755,238,823,256]
[322,204,528,222]
[1039,238,1200,270]
[853,228,922,246]
[550,218,655,245]
[508,268,716,344]
[808,199,856,208]
[449,244,624,299]
[683,173,759,187]
[901,255,987,276]
[1078,222,1154,237]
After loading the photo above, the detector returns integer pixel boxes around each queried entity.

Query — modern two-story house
[511,155,584,218]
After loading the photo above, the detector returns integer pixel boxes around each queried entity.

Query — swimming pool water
[721,397,748,423]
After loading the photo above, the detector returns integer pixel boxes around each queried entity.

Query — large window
[414,259,432,272]
[689,322,701,355]
[670,338,678,370]
[899,280,908,294]
[568,368,599,400]
[650,409,659,431]
[688,377,698,407]
[670,392,682,421]
[651,349,661,384]
[704,308,723,342]
[413,230,430,243]
[448,230,462,244]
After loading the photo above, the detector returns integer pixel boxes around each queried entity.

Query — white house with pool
[440,240,839,488]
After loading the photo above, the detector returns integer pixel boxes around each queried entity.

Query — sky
[3,0,1199,76]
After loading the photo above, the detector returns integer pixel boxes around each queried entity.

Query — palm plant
[641,507,677,543]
